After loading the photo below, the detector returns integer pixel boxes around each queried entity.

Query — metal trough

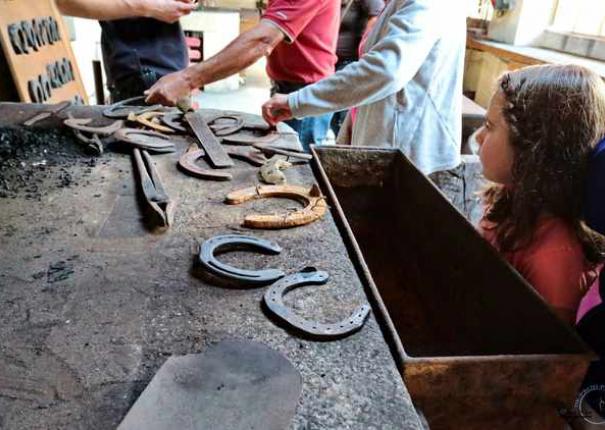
[312,146,593,429]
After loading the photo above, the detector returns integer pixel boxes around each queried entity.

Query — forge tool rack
[311,145,594,430]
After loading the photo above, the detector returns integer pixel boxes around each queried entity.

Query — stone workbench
[0,103,422,429]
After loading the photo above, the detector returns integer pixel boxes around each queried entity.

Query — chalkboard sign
[0,0,87,104]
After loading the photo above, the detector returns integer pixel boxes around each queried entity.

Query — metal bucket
[312,146,593,429]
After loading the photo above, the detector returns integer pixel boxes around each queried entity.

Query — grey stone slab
[118,340,302,430]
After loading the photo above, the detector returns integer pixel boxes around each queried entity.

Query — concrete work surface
[0,103,422,429]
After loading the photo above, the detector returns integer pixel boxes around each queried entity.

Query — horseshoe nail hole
[349,321,355,324]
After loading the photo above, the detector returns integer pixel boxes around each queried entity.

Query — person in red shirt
[475,64,605,324]
[145,0,340,150]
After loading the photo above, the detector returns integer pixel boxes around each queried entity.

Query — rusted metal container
[312,146,594,430]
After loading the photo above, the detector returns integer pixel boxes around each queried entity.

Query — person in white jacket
[262,0,466,175]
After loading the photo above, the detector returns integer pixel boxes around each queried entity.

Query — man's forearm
[185,21,283,89]
[55,0,144,20]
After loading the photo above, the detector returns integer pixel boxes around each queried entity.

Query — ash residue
[0,126,100,199]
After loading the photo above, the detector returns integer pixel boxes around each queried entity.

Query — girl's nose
[475,126,486,147]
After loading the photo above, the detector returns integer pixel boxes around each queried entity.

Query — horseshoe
[226,146,267,167]
[178,144,232,181]
[64,117,124,135]
[160,112,187,133]
[198,234,285,285]
[222,129,280,145]
[103,95,161,119]
[208,114,245,136]
[113,128,176,153]
[225,184,328,229]
[127,111,174,133]
[263,268,371,340]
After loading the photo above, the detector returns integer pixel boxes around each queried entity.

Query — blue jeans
[271,80,333,152]
[285,114,333,153]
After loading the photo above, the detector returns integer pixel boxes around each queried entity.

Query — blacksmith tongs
[133,148,174,227]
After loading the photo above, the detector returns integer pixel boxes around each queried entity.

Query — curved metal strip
[178,146,232,181]
[103,95,161,119]
[208,115,245,136]
[264,269,371,339]
[226,147,267,167]
[160,112,188,133]
[113,128,176,153]
[225,184,328,229]
[127,111,174,133]
[222,130,280,145]
[198,234,284,285]
[64,117,124,136]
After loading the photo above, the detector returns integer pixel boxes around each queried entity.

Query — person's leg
[330,109,347,137]
[288,113,333,152]
[109,68,160,103]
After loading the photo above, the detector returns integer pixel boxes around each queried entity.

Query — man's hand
[145,68,195,106]
[262,94,292,125]
[56,0,196,22]
[140,0,197,23]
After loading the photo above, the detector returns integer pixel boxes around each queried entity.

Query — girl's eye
[484,121,491,130]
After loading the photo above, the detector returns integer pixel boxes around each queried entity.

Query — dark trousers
[109,68,161,103]
[329,59,355,137]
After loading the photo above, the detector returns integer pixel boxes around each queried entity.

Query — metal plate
[117,340,302,430]
[185,111,233,168]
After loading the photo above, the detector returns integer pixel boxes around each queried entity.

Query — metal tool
[264,268,371,340]
[198,234,284,285]
[133,148,174,227]
[253,143,312,161]
[22,100,71,127]
[64,117,124,135]
[117,340,302,430]
[103,95,161,119]
[114,128,176,153]
[225,184,328,229]
[72,128,104,155]
[185,111,234,168]
[178,144,232,181]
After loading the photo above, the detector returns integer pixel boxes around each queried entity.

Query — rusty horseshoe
[225,184,328,229]
[263,268,371,340]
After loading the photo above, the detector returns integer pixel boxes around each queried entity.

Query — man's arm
[145,20,284,106]
[55,0,196,23]
[263,0,442,125]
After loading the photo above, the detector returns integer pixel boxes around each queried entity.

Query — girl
[476,64,605,323]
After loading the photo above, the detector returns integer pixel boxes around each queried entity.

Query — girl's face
[476,91,515,185]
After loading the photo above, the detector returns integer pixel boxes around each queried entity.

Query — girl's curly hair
[483,64,605,264]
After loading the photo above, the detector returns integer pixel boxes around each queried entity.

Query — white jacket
[289,0,466,174]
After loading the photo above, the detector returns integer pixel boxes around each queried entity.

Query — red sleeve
[262,0,326,42]
[520,247,586,313]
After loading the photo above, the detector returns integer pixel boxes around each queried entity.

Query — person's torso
[481,216,596,315]
[100,18,187,86]
[336,0,370,61]
[351,0,466,174]
[264,0,340,84]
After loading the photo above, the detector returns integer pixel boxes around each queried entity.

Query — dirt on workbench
[0,126,105,200]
